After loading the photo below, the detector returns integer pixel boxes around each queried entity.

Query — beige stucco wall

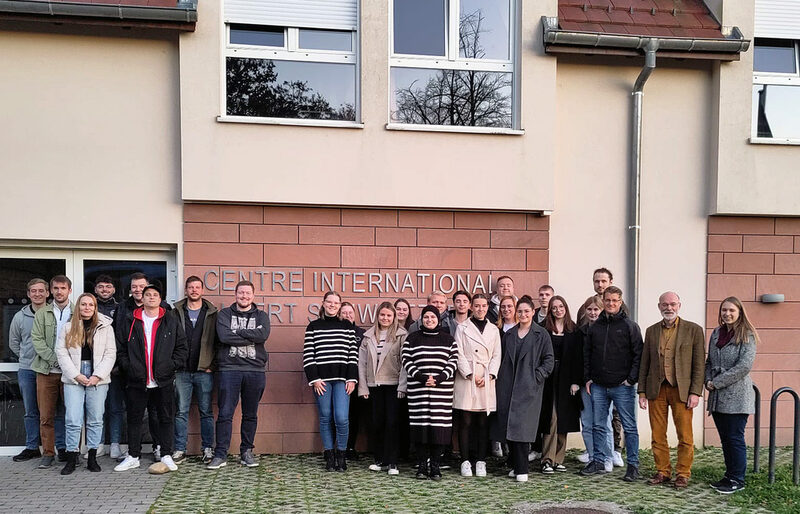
[712,1,800,216]
[0,27,182,245]
[552,58,712,448]
[179,0,557,212]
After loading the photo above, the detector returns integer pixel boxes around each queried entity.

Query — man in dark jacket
[114,285,187,473]
[94,274,118,319]
[172,276,218,464]
[207,280,270,470]
[581,286,643,482]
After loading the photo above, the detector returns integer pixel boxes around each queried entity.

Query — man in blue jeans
[10,278,65,462]
[172,276,218,464]
[207,280,270,470]
[581,286,643,482]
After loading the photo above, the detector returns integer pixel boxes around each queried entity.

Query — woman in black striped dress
[402,305,458,480]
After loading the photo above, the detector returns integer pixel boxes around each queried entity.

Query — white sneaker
[508,469,516,478]
[202,447,214,464]
[387,465,399,475]
[96,444,106,457]
[114,455,140,472]
[161,455,178,472]
[368,463,384,472]
[460,460,473,477]
[527,450,541,462]
[491,441,503,458]
[153,445,162,461]
[604,460,613,473]
[577,451,590,464]
[110,443,122,460]
[475,461,487,477]
[516,473,529,482]
[613,450,624,467]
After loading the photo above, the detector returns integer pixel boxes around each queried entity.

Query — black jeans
[457,410,489,464]
[215,370,266,458]
[125,383,175,458]
[508,440,530,475]
[370,385,400,466]
[416,443,444,464]
[347,395,371,451]
[712,412,749,484]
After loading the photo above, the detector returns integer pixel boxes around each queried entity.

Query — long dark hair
[545,295,577,334]
[394,298,414,330]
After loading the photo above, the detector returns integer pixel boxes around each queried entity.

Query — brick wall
[182,204,549,454]
[706,216,800,446]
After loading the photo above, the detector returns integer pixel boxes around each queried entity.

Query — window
[390,0,515,129]
[223,1,359,124]
[752,38,800,141]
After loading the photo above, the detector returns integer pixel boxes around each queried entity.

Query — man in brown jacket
[637,291,705,489]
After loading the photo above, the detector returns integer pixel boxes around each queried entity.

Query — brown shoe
[674,476,689,489]
[647,472,671,485]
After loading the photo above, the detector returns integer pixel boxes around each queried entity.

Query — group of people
[10,273,270,474]
[302,269,757,494]
[10,267,758,495]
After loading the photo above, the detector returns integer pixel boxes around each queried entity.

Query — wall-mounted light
[760,294,784,304]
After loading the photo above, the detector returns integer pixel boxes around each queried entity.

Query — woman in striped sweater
[402,305,458,481]
[303,291,359,472]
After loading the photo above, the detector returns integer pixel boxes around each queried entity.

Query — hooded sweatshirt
[216,303,270,371]
[9,304,38,370]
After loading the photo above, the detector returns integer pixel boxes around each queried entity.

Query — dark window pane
[299,29,352,52]
[227,58,356,121]
[754,39,796,73]
[753,84,800,139]
[460,0,510,60]
[0,372,26,446]
[230,24,285,47]
[83,260,168,303]
[390,67,512,127]
[0,258,66,363]
[394,0,446,56]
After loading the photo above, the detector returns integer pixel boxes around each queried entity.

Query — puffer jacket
[583,309,643,387]
[117,307,187,387]
[705,327,756,415]
[56,314,116,385]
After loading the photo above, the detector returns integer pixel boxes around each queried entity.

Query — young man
[581,286,643,482]
[94,274,118,319]
[30,275,73,468]
[172,276,218,464]
[408,291,454,334]
[638,292,705,489]
[9,278,51,461]
[487,276,515,324]
[114,284,187,472]
[207,280,270,469]
[534,285,554,326]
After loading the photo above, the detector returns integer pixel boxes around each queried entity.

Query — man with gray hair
[638,291,705,489]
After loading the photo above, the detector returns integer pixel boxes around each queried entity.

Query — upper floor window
[752,38,800,140]
[389,0,516,129]
[223,0,359,123]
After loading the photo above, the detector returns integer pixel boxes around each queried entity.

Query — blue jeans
[590,383,639,468]
[18,368,41,449]
[215,370,266,458]
[712,412,749,484]
[174,371,214,451]
[64,379,109,451]
[580,388,613,464]
[105,376,126,444]
[315,380,350,451]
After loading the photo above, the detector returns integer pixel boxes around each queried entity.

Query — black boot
[57,448,68,462]
[60,451,77,475]
[324,450,335,472]
[429,459,442,481]
[335,449,347,472]
[415,460,429,480]
[87,449,101,472]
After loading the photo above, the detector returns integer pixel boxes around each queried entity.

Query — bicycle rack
[753,384,760,473]
[768,386,800,485]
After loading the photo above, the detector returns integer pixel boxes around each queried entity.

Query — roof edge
[0,0,197,29]
[541,16,750,58]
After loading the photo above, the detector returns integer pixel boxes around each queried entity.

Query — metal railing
[768,386,800,485]
[753,384,760,473]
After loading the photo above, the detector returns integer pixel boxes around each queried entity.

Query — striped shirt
[402,330,458,432]
[303,315,359,385]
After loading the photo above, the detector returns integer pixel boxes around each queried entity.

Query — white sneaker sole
[114,462,140,472]
[207,462,227,470]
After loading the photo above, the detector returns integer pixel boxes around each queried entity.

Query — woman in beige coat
[453,293,501,477]
[358,301,408,475]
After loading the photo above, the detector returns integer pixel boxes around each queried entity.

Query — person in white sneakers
[114,285,187,472]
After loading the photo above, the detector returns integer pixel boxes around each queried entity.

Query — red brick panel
[184,204,263,224]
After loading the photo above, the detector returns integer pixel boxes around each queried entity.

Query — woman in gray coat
[705,296,758,495]
[492,295,554,482]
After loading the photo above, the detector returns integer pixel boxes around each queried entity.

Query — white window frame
[388,0,520,133]
[751,39,800,144]
[220,19,362,128]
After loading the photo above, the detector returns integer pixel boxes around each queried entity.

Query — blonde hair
[372,301,399,345]
[579,295,604,326]
[65,293,99,349]
[718,296,760,345]
[495,295,518,329]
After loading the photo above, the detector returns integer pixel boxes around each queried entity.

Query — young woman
[358,302,408,475]
[539,296,582,474]
[340,301,367,461]
[492,296,554,482]
[576,296,613,470]
[453,293,501,478]
[303,291,359,472]
[55,293,116,475]
[706,296,758,494]
[402,305,457,480]
[394,298,414,331]
[495,295,518,335]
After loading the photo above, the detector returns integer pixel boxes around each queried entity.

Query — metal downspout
[628,39,658,323]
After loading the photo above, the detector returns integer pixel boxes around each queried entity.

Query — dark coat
[538,330,583,434]
[583,309,643,387]
[491,323,554,443]
[117,307,188,388]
